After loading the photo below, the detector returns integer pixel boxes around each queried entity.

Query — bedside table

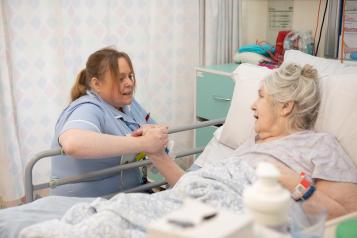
[195,64,239,148]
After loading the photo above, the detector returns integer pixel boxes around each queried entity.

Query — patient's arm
[147,151,185,186]
[315,180,357,218]
[270,160,354,219]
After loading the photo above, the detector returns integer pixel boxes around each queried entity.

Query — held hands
[133,125,183,186]
[131,124,157,137]
[132,124,169,154]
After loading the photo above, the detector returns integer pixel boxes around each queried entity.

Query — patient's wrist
[147,151,169,161]
[291,172,316,201]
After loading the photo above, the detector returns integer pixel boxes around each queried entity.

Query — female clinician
[50,47,168,197]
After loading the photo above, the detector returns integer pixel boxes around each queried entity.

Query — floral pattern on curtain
[0,0,199,206]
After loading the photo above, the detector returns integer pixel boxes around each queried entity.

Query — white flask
[243,162,291,230]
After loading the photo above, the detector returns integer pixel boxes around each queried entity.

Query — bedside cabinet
[195,64,239,148]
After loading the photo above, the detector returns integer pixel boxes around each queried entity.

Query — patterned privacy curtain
[199,0,240,65]
[0,0,199,206]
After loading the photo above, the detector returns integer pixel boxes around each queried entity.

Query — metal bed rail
[25,118,225,202]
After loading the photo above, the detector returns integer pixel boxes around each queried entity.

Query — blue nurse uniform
[50,91,155,197]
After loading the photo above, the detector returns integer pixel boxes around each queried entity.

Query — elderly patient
[15,64,357,237]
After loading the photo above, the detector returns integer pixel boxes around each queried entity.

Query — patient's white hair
[263,63,320,131]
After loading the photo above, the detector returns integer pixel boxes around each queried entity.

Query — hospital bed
[193,50,357,238]
[2,50,357,238]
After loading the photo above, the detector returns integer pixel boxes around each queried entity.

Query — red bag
[257,31,291,65]
[273,31,291,64]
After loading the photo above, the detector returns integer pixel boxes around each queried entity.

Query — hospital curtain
[0,0,199,206]
[199,0,240,65]
[0,1,25,207]
[324,0,342,58]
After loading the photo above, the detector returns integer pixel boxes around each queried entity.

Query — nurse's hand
[131,124,168,137]
[131,124,157,137]
[139,126,169,154]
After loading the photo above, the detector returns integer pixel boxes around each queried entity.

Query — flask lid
[243,162,291,227]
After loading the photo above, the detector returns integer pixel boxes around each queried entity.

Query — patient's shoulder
[291,130,340,147]
[309,131,344,151]
[308,131,357,183]
[295,130,350,159]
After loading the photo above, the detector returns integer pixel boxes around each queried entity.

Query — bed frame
[24,118,225,203]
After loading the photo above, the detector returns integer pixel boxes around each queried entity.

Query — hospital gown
[19,130,357,238]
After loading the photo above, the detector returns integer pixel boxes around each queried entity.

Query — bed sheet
[0,196,94,238]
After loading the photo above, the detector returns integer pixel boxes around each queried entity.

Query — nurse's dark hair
[70,47,135,102]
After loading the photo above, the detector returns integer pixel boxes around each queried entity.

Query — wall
[240,0,329,57]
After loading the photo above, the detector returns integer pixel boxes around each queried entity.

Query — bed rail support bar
[30,147,204,197]
[25,149,63,203]
[25,118,225,202]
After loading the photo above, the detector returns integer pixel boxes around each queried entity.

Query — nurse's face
[98,57,135,109]
[251,86,282,140]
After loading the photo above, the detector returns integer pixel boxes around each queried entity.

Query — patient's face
[251,86,281,140]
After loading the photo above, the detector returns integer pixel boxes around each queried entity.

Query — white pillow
[217,52,357,166]
[284,50,357,165]
[284,50,357,77]
[315,73,357,165]
[234,52,272,64]
[219,64,272,149]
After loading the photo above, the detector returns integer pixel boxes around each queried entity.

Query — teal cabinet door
[195,126,218,148]
[195,64,238,148]
[196,73,234,120]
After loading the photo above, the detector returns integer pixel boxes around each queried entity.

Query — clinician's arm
[58,103,168,158]
[59,126,168,159]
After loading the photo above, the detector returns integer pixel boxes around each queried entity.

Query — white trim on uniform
[64,120,102,133]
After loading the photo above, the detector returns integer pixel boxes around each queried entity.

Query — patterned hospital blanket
[20,130,357,237]
[20,157,256,238]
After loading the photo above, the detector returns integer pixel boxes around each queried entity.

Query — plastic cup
[290,202,328,238]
